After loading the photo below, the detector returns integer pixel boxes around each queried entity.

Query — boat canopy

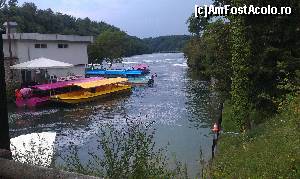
[132,64,149,70]
[10,57,74,70]
[32,77,103,91]
[74,77,128,89]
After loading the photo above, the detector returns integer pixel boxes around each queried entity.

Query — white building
[2,22,93,85]
[3,22,93,65]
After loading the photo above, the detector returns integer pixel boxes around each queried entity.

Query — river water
[8,53,216,177]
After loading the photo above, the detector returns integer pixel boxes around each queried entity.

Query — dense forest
[184,0,300,177]
[0,0,189,63]
[143,35,190,53]
[0,2,117,36]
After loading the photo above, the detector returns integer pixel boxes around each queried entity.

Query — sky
[17,0,211,38]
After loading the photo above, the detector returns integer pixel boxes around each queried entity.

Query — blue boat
[85,69,143,77]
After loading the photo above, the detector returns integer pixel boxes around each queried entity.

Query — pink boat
[16,96,50,108]
[132,64,150,74]
[15,77,103,108]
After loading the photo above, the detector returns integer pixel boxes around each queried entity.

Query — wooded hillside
[143,35,190,53]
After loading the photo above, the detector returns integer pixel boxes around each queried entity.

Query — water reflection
[185,79,211,129]
[185,69,223,129]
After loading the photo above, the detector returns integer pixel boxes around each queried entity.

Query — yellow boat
[51,77,131,104]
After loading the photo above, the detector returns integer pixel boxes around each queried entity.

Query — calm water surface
[8,53,215,177]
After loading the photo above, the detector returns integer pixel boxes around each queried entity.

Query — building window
[41,44,47,48]
[58,44,69,48]
[35,44,47,48]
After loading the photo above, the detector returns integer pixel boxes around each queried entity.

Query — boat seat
[57,77,67,82]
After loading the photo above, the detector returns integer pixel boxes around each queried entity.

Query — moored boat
[85,63,150,78]
[127,73,157,87]
[132,64,150,74]
[15,77,103,108]
[51,77,131,104]
[127,76,151,86]
[85,69,143,77]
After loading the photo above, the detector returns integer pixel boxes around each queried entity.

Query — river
[8,53,216,177]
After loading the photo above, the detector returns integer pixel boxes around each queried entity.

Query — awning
[132,64,149,70]
[31,77,104,91]
[74,77,128,89]
[10,57,74,70]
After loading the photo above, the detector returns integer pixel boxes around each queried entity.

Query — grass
[207,94,300,178]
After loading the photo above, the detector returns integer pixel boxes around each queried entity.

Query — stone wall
[0,157,100,179]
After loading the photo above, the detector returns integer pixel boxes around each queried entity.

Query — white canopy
[10,57,74,70]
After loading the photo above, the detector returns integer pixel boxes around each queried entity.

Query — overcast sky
[17,0,211,38]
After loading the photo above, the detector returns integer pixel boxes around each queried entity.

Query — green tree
[89,30,128,66]
[184,19,231,101]
[201,20,232,100]
[8,0,17,7]
[185,0,300,130]
[229,3,251,131]
[186,13,209,36]
[88,43,105,64]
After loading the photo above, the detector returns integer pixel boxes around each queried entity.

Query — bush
[59,118,188,178]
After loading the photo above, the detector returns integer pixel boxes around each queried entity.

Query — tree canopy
[143,35,190,53]
[89,30,127,65]
[0,1,119,35]
[184,0,300,130]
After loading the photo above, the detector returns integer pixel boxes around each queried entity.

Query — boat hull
[51,85,131,104]
[127,76,151,87]
[16,97,50,108]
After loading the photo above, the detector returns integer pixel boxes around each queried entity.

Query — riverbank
[207,94,300,178]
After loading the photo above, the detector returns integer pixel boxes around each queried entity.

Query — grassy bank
[208,95,300,178]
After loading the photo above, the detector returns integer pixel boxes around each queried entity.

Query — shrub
[59,118,188,178]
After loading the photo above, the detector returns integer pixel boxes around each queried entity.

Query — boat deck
[51,84,131,104]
